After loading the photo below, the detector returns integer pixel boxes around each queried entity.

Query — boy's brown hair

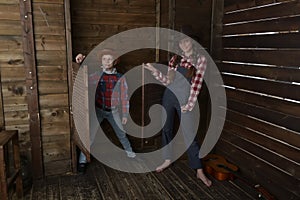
[98,48,120,66]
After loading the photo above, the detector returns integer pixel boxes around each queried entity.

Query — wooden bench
[0,130,23,199]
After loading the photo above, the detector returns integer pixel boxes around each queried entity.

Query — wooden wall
[0,0,30,165]
[6,0,294,185]
[33,0,70,176]
[175,0,212,49]
[70,0,214,151]
[70,0,157,151]
[71,0,156,61]
[215,0,300,199]
[175,0,213,138]
[0,0,214,177]
[0,0,71,177]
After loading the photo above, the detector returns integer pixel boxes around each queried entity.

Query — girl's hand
[181,105,188,113]
[76,53,86,64]
[143,63,157,74]
[122,117,128,125]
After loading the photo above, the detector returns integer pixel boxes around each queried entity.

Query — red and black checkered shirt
[90,69,129,117]
[152,54,207,111]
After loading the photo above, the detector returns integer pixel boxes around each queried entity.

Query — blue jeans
[79,107,133,163]
[161,89,202,169]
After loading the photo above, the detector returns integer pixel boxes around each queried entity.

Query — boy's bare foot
[156,160,171,173]
[196,169,212,187]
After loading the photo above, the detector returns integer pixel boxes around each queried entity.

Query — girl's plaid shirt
[152,54,206,111]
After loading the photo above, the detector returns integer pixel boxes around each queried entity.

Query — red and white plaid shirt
[152,54,207,111]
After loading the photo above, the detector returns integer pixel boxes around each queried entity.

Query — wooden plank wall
[159,0,212,60]
[0,52,3,129]
[0,0,71,176]
[71,0,156,59]
[175,0,213,138]
[0,0,31,158]
[32,0,70,176]
[215,0,300,199]
[70,0,157,150]
[0,0,215,177]
[175,0,212,50]
[70,0,214,151]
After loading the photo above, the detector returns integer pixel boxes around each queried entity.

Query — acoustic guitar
[203,154,238,181]
[203,154,276,200]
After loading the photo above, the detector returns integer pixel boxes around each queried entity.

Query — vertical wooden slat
[0,69,4,129]
[141,65,145,149]
[217,1,300,199]
[155,0,160,62]
[168,0,175,60]
[12,132,23,198]
[210,0,224,59]
[19,0,43,179]
[169,0,175,29]
[0,145,8,199]
[207,0,224,134]
[169,0,176,29]
[64,0,76,172]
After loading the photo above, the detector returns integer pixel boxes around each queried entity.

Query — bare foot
[156,160,171,173]
[196,169,212,187]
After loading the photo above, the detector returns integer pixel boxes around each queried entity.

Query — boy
[76,49,136,173]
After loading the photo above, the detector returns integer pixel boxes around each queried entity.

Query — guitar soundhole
[217,164,230,172]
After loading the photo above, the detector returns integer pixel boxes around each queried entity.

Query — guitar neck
[232,172,276,200]
[220,165,276,200]
[255,185,276,200]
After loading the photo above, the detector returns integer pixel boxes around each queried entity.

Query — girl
[143,25,212,187]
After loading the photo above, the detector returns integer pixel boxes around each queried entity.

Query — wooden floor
[19,160,261,200]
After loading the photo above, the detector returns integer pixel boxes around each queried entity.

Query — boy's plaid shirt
[89,69,129,118]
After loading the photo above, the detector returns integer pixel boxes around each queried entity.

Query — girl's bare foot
[196,169,212,187]
[156,160,171,173]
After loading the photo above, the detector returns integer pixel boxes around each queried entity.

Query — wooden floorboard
[71,172,102,199]
[171,162,216,200]
[59,174,81,199]
[132,172,172,199]
[179,161,259,200]
[30,178,47,199]
[45,176,60,199]
[93,164,118,200]
[18,159,260,200]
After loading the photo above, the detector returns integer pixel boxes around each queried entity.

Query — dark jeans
[79,107,133,163]
[161,91,202,169]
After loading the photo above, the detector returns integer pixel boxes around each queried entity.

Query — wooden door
[69,62,91,172]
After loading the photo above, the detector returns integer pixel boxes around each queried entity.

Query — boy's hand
[122,117,128,125]
[76,53,85,64]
